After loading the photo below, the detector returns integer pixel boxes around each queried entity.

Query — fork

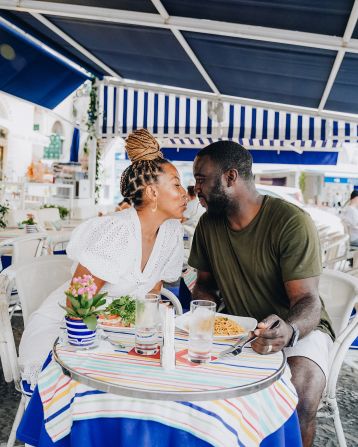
[218,319,280,358]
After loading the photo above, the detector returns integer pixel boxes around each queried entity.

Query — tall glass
[135,294,159,355]
[188,300,216,363]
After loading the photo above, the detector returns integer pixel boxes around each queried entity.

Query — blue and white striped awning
[159,137,341,164]
[162,137,340,152]
[99,84,358,147]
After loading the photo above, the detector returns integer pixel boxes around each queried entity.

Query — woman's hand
[150,281,163,295]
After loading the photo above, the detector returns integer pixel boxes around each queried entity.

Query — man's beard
[206,180,231,216]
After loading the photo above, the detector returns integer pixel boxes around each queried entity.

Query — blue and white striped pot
[65,316,97,347]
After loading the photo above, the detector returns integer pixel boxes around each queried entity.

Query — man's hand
[250,314,293,354]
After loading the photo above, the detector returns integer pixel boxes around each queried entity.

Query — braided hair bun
[120,129,169,207]
[125,128,163,162]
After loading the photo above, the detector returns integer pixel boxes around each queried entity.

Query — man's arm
[252,276,321,354]
[192,270,221,307]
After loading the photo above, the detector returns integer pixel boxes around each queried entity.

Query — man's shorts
[284,330,333,381]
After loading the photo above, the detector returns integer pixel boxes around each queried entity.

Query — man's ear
[225,169,238,187]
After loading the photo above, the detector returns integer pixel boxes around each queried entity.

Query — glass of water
[188,300,216,363]
[135,294,160,355]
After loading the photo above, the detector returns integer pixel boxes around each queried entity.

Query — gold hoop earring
[151,198,158,213]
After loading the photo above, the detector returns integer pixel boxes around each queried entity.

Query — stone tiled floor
[1,316,357,446]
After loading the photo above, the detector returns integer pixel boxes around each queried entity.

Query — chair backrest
[0,256,72,384]
[37,208,61,228]
[161,287,183,315]
[321,233,350,270]
[319,269,358,401]
[319,269,358,337]
[319,269,358,336]
[0,274,19,383]
[14,255,72,326]
[11,232,48,266]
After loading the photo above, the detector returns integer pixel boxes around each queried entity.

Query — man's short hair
[351,190,358,200]
[196,141,253,181]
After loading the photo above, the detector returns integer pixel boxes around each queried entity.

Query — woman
[19,129,187,387]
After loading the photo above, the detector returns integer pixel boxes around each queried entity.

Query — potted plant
[21,213,38,233]
[60,274,107,347]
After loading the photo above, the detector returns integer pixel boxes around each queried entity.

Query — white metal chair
[14,255,72,325]
[318,269,358,447]
[0,232,48,267]
[0,232,49,318]
[321,233,350,271]
[161,287,183,315]
[0,255,72,447]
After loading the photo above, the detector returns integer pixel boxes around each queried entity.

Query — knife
[218,319,280,359]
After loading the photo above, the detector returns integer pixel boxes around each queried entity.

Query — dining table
[17,328,302,447]
[0,226,74,260]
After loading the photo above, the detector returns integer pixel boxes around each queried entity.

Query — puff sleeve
[66,215,134,284]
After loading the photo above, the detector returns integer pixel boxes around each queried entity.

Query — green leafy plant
[83,77,102,204]
[104,296,136,326]
[0,202,10,229]
[299,172,306,194]
[21,213,37,225]
[41,204,69,220]
[60,274,107,330]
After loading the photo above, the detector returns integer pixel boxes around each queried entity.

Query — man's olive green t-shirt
[188,196,334,340]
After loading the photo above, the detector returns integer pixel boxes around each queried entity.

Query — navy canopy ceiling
[0,19,88,109]
[0,0,358,116]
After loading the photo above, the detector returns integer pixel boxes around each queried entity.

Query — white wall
[0,92,34,181]
[0,85,90,182]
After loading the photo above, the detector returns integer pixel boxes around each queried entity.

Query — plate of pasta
[175,312,257,340]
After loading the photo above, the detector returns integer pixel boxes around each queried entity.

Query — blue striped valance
[98,84,358,147]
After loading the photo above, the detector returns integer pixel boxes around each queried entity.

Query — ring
[267,345,273,353]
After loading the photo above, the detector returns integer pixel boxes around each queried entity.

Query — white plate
[175,312,257,340]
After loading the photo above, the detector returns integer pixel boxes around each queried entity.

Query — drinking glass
[188,300,216,363]
[135,294,160,355]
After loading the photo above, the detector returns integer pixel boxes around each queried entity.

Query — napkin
[161,305,175,370]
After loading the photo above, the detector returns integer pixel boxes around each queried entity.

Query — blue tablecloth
[18,386,302,447]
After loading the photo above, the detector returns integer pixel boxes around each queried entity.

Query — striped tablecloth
[38,331,298,447]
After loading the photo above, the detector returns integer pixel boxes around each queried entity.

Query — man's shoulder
[265,196,309,220]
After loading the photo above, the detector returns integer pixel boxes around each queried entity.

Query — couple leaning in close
[20,128,334,447]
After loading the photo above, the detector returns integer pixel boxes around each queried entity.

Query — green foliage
[104,296,136,326]
[82,77,102,204]
[0,202,10,229]
[299,172,306,194]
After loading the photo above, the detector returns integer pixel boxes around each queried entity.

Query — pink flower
[78,288,85,295]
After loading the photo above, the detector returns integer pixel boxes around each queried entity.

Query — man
[342,190,358,246]
[188,141,334,447]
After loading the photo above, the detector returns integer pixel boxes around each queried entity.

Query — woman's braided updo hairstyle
[120,129,170,207]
